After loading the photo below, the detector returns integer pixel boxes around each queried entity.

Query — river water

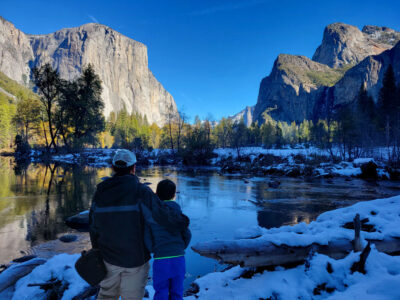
[1,157,399,286]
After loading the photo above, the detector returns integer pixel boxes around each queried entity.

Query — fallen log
[191,237,400,268]
[0,258,47,293]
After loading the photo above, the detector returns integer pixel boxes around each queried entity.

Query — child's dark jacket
[144,201,191,259]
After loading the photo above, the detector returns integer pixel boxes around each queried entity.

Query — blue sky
[1,0,399,121]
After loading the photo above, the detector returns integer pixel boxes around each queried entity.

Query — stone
[359,161,378,180]
[59,234,78,243]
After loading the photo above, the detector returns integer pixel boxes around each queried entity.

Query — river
[1,156,399,286]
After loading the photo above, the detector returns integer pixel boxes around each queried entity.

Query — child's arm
[182,227,192,249]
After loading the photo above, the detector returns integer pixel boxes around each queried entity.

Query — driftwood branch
[353,214,362,252]
[351,241,372,274]
[28,280,62,291]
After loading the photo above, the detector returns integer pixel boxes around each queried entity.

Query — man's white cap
[112,149,137,167]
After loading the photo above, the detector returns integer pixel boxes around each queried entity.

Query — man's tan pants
[97,261,150,300]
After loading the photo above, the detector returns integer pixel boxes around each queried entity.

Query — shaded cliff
[253,54,349,123]
[252,23,400,124]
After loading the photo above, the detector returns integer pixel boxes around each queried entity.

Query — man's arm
[89,193,99,249]
[143,222,154,253]
[140,185,189,232]
[182,228,192,249]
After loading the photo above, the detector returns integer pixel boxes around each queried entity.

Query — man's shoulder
[136,180,154,195]
[96,174,138,190]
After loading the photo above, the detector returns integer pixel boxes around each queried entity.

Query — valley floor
[1,195,400,299]
[27,146,399,180]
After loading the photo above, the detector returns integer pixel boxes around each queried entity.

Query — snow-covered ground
[1,195,399,299]
[30,149,115,167]
[185,246,400,299]
[28,146,396,180]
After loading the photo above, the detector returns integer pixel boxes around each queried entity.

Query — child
[144,179,191,300]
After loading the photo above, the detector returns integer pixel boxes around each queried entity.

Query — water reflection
[0,157,399,286]
[0,158,109,263]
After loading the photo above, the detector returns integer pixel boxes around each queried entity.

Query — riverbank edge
[2,146,400,181]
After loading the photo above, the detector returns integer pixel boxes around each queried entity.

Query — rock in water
[0,258,47,293]
[0,16,177,126]
[65,211,90,232]
[268,180,280,188]
[360,161,378,180]
[12,255,37,263]
[59,234,78,243]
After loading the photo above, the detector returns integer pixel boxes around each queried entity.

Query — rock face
[312,23,400,68]
[331,41,400,107]
[251,23,400,124]
[0,17,33,86]
[0,17,177,126]
[229,106,254,127]
[253,54,344,123]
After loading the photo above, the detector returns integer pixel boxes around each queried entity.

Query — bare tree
[165,103,177,150]
[176,110,187,152]
[32,63,62,152]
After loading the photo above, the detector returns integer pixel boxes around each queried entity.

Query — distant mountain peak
[229,106,254,127]
[312,22,400,68]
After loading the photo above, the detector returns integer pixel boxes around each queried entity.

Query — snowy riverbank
[1,195,399,299]
[26,146,400,180]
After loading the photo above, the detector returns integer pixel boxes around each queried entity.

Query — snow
[188,195,400,298]
[187,246,400,299]
[28,147,394,180]
[213,146,330,160]
[12,254,88,300]
[332,164,362,177]
[353,158,375,165]
[197,195,400,250]
[4,195,400,299]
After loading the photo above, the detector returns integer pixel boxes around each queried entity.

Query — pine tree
[357,84,375,120]
[378,65,397,146]
[356,84,376,152]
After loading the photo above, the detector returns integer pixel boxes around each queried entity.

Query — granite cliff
[313,23,400,68]
[0,16,177,126]
[229,106,254,127]
[251,22,400,124]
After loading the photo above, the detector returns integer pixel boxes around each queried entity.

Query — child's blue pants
[153,256,185,300]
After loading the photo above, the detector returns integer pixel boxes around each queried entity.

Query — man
[89,149,189,300]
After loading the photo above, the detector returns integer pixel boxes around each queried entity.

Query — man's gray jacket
[89,174,190,268]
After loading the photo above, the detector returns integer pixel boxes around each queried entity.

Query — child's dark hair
[156,179,176,201]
